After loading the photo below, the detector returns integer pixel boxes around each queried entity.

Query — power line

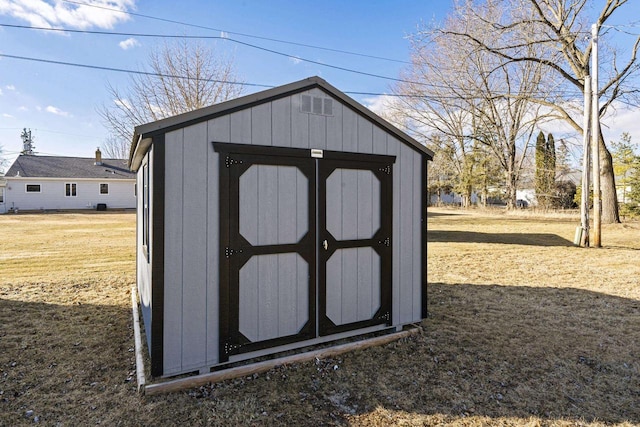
[0,23,592,96]
[0,53,271,88]
[609,26,640,36]
[0,52,588,99]
[1,23,420,86]
[0,23,223,38]
[60,0,410,65]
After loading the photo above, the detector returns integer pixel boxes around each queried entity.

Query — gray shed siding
[155,87,425,376]
[162,125,222,375]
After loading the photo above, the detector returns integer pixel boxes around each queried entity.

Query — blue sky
[0,1,639,169]
[0,0,453,165]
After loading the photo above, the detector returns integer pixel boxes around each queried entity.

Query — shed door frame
[215,143,316,362]
[318,155,394,336]
[215,142,395,363]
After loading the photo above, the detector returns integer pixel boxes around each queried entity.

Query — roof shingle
[5,155,135,179]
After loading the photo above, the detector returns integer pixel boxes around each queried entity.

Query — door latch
[323,240,328,251]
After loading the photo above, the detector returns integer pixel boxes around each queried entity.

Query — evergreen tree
[546,133,557,207]
[546,134,556,185]
[627,156,640,209]
[535,132,557,209]
[611,133,637,204]
[535,131,548,208]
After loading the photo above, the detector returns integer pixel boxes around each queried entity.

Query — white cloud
[0,85,17,96]
[289,56,302,65]
[0,0,137,30]
[362,94,410,129]
[119,37,140,50]
[18,106,28,111]
[114,98,131,109]
[363,95,395,116]
[150,103,166,117]
[46,105,72,117]
[601,103,640,144]
[2,113,14,118]
[220,31,229,39]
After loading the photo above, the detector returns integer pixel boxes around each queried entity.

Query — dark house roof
[130,76,434,170]
[6,155,135,179]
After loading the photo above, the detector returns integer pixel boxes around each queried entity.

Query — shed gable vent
[300,94,333,116]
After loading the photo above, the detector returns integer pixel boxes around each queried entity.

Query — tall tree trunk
[461,188,472,208]
[505,168,517,210]
[599,133,620,223]
[506,143,517,210]
[506,182,517,210]
[481,185,488,208]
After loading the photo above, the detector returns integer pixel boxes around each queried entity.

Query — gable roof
[6,155,135,180]
[130,76,434,170]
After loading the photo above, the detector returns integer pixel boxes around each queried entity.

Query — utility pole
[20,128,35,155]
[580,75,591,247]
[591,23,602,247]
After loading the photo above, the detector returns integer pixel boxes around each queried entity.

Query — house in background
[3,149,135,213]
[0,177,6,214]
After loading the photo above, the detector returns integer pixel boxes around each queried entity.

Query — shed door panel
[318,159,393,336]
[219,149,316,362]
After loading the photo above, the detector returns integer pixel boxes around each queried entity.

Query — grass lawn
[1,209,639,426]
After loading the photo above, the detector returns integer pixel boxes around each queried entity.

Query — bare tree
[99,39,244,157]
[101,134,130,160]
[0,144,7,174]
[393,0,554,209]
[440,0,640,222]
[387,17,485,207]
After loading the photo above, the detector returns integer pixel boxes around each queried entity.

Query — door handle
[323,239,328,251]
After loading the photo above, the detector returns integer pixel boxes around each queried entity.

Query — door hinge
[223,340,242,355]
[378,165,392,175]
[225,155,244,168]
[378,237,390,247]
[376,311,391,321]
[225,247,243,258]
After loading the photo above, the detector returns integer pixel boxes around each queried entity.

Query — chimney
[95,147,103,165]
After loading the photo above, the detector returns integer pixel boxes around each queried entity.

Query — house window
[65,183,77,197]
[26,184,41,193]
[142,163,150,259]
[100,183,109,195]
[0,189,4,203]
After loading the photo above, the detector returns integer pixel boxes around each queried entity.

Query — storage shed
[129,76,434,378]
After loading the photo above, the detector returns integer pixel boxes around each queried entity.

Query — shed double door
[215,143,394,362]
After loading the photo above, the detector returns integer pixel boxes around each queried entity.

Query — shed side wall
[163,121,225,376]
[136,151,153,353]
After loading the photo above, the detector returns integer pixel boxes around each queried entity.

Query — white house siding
[4,178,135,211]
[0,181,6,214]
[159,88,426,376]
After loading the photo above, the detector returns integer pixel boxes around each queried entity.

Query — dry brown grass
[1,209,639,426]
